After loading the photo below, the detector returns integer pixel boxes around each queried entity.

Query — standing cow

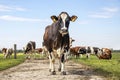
[70,46,88,58]
[43,12,77,75]
[2,48,13,59]
[23,41,36,59]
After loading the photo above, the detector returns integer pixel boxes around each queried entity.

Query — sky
[0,0,120,50]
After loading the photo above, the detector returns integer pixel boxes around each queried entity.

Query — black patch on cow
[61,54,64,63]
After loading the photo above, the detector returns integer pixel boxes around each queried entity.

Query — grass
[0,53,26,71]
[71,52,120,80]
[0,53,45,71]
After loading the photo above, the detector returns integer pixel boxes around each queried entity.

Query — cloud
[102,7,119,13]
[89,7,119,18]
[89,13,112,18]
[0,15,50,22]
[0,4,26,12]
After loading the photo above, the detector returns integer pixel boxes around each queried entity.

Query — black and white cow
[2,48,13,59]
[23,41,36,59]
[43,12,77,75]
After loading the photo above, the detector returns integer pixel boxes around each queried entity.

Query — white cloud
[102,7,119,13]
[0,4,26,12]
[89,13,112,18]
[0,15,50,22]
[89,7,119,18]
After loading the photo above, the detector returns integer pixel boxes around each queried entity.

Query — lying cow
[2,48,13,59]
[23,41,36,59]
[43,12,77,75]
[96,48,112,59]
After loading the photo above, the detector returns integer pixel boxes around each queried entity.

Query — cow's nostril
[62,29,67,32]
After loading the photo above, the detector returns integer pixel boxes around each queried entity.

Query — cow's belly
[53,48,64,58]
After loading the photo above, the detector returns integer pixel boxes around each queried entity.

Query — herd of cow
[1,12,112,75]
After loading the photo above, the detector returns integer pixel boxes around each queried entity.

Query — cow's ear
[51,15,58,22]
[70,15,78,22]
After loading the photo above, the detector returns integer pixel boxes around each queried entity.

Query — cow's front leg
[58,59,61,72]
[60,54,66,75]
[49,52,56,75]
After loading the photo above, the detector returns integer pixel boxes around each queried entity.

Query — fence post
[14,44,17,59]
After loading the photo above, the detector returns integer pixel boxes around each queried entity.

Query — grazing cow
[2,48,13,58]
[90,47,101,55]
[23,41,36,59]
[70,46,88,58]
[43,12,77,75]
[96,48,112,59]
[70,46,81,58]
[35,48,43,54]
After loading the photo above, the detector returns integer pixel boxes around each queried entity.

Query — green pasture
[0,53,26,71]
[0,53,45,71]
[72,52,120,80]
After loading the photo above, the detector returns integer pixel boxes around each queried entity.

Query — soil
[0,58,106,80]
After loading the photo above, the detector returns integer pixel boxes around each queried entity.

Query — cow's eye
[66,21,69,26]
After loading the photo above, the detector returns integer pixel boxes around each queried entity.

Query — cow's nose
[61,29,67,32]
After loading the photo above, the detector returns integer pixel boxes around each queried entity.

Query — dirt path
[0,59,106,80]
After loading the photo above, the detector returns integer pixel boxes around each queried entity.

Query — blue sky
[0,0,120,50]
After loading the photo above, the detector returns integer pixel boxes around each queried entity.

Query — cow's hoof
[49,69,51,72]
[61,71,66,75]
[58,68,61,72]
[51,71,56,75]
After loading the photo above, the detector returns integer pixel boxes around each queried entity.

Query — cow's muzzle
[59,29,68,35]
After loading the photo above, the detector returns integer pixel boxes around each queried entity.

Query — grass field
[0,52,120,79]
[72,52,120,80]
[0,53,45,71]
[0,53,26,71]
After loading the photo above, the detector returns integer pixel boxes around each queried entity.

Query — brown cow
[70,46,88,58]
[43,12,77,75]
[96,48,112,59]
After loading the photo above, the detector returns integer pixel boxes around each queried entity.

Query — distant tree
[17,49,24,53]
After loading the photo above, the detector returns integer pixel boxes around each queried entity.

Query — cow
[2,48,13,59]
[90,47,101,55]
[43,12,77,75]
[35,48,42,54]
[23,41,36,59]
[69,37,75,47]
[70,46,88,58]
[96,48,112,59]
[70,46,81,58]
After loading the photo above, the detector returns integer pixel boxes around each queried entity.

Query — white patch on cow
[90,47,94,54]
[77,48,80,53]
[61,13,67,30]
[56,48,64,57]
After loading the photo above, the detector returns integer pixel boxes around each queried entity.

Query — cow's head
[51,12,77,36]
[69,38,75,47]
